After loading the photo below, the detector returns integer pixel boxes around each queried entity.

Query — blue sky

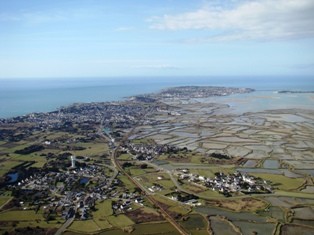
[0,0,313,78]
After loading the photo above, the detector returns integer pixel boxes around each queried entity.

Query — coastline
[1,76,314,118]
[1,84,314,234]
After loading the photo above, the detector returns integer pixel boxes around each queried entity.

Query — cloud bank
[150,0,314,41]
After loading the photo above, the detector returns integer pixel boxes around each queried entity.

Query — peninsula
[0,86,313,235]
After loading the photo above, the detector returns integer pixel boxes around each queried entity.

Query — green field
[168,205,191,215]
[180,214,207,230]
[132,222,180,235]
[118,153,133,160]
[153,194,180,207]
[93,218,112,230]
[107,214,134,227]
[70,142,108,156]
[119,175,136,190]
[0,196,12,207]
[0,160,23,176]
[189,167,234,178]
[0,210,43,221]
[129,168,146,176]
[94,200,113,218]
[97,222,180,235]
[69,220,101,233]
[198,190,226,199]
[250,173,305,191]
[16,220,62,229]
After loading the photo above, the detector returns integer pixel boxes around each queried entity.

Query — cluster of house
[15,164,108,193]
[57,191,97,220]
[175,169,272,197]
[121,142,181,161]
[148,183,164,193]
[9,161,121,220]
[0,100,160,144]
[167,191,201,206]
[112,192,144,214]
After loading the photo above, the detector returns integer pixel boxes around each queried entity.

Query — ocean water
[0,76,313,118]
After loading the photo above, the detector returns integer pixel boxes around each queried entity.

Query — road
[54,210,75,235]
[111,127,189,235]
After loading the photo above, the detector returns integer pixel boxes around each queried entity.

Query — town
[132,86,254,100]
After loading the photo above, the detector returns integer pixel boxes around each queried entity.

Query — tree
[140,164,147,169]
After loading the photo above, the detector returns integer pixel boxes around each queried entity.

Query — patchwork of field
[1,91,314,235]
[139,101,314,184]
[133,99,314,234]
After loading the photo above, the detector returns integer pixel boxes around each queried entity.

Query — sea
[1,76,314,118]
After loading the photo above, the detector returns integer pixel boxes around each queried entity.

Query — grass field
[132,222,180,235]
[107,214,134,227]
[180,214,207,230]
[119,175,136,190]
[129,168,146,176]
[250,173,305,191]
[190,154,204,164]
[69,220,101,233]
[153,194,180,207]
[98,222,180,235]
[0,210,43,221]
[274,190,314,199]
[17,220,62,229]
[198,190,224,199]
[189,167,234,178]
[168,205,191,215]
[10,154,47,168]
[94,200,113,218]
[131,138,155,145]
[70,142,108,156]
[206,198,268,212]
[118,153,133,160]
[0,196,12,207]
[0,160,23,176]
[93,218,112,230]
[140,206,160,215]
[181,183,205,193]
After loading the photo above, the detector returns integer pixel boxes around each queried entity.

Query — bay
[0,76,313,118]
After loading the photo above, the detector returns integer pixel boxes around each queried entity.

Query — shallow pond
[7,172,19,183]
[295,169,314,177]
[301,186,314,193]
[79,177,89,185]
[237,168,281,174]
[209,216,240,235]
[263,160,280,169]
[242,160,257,167]
[257,206,285,222]
[233,221,276,235]
[180,214,206,230]
[195,206,266,223]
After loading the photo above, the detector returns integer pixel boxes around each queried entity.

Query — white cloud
[114,26,134,32]
[150,0,314,41]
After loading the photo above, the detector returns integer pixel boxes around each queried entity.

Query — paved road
[54,213,75,235]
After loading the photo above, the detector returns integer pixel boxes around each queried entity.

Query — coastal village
[0,86,313,235]
[175,169,272,197]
